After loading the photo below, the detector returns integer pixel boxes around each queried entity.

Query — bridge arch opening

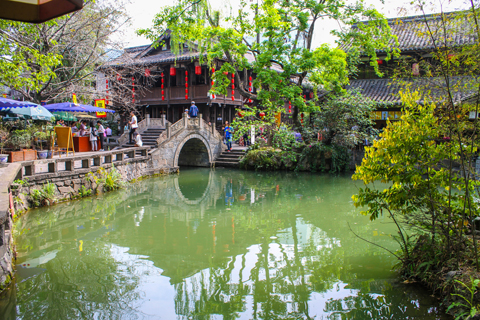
[177,137,211,167]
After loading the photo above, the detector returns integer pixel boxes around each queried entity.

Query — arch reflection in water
[3,169,449,319]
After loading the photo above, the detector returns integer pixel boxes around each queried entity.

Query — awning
[44,102,115,113]
[0,97,38,109]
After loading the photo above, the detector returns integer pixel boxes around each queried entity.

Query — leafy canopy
[138,0,398,128]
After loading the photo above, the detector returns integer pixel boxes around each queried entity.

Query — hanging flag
[95,99,107,118]
[275,112,281,126]
[72,93,78,105]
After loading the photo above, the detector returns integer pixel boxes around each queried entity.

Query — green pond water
[0,168,449,319]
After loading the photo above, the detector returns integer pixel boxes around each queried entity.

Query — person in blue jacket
[188,101,199,118]
[224,121,233,152]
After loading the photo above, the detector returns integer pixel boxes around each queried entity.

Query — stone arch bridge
[148,114,226,170]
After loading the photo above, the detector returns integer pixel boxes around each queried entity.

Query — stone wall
[0,163,21,292]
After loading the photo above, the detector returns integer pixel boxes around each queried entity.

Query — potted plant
[35,131,49,159]
[6,130,27,162]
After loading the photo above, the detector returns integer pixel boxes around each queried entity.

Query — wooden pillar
[222,104,224,125]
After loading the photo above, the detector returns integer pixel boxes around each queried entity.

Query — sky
[120,0,464,48]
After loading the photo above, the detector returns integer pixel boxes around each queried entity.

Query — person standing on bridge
[188,101,198,118]
[129,111,138,144]
[224,121,233,152]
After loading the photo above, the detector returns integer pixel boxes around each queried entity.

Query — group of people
[77,121,106,151]
[57,119,112,152]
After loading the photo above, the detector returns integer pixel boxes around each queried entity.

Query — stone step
[215,160,240,167]
[217,154,241,160]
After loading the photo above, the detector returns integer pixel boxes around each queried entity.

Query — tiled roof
[346,76,477,105]
[342,11,475,53]
[102,47,204,68]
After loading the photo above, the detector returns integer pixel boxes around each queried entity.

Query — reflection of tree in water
[10,169,447,319]
[324,280,444,320]
[13,190,144,320]
[15,243,142,319]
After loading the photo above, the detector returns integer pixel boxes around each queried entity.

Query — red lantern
[231,84,235,90]
[259,111,265,118]
[162,96,165,101]
[212,94,215,99]
[161,78,164,83]
[161,84,164,89]
[288,101,292,113]
[185,88,188,94]
[301,113,304,118]
[248,99,252,103]
[161,90,164,95]
[170,67,176,76]
[185,94,189,100]
[231,96,234,101]
[185,83,188,88]
[238,111,244,117]
[185,70,188,76]
[309,92,314,99]
[195,65,202,75]
[377,59,383,65]
[145,68,151,77]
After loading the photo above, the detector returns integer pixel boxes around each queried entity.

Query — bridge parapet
[151,113,225,169]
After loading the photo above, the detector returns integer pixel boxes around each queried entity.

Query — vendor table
[73,136,98,152]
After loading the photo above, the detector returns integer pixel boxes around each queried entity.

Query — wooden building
[103,32,246,128]
[341,11,477,129]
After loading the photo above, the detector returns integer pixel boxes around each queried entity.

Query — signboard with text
[95,99,106,118]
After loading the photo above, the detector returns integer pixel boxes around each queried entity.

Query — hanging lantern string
[211,67,215,99]
[161,72,165,101]
[248,75,252,103]
[231,72,235,101]
[185,70,189,100]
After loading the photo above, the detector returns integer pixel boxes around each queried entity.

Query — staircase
[121,126,165,149]
[214,149,246,168]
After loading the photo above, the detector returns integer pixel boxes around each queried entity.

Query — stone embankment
[0,146,178,292]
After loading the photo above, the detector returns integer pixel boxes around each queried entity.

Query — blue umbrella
[5,105,54,120]
[45,102,115,113]
[0,97,38,109]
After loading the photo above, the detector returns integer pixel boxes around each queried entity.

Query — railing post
[183,112,188,128]
[212,122,216,135]
[146,114,150,127]
[167,122,171,139]
[161,114,166,127]
[199,114,203,129]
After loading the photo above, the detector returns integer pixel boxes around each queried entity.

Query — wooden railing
[16,147,150,181]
